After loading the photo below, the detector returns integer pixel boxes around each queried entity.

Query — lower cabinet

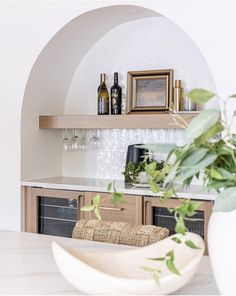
[23,187,143,236]
[23,186,212,253]
[84,191,143,224]
[24,187,84,237]
[144,196,213,254]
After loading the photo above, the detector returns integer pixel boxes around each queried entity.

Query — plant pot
[208,208,236,294]
[135,171,148,184]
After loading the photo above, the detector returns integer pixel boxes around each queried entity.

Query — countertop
[22,176,217,201]
[0,230,219,295]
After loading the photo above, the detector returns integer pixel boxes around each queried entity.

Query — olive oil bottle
[97,73,109,115]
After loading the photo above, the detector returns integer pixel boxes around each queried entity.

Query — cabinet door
[144,196,212,254]
[84,192,142,225]
[24,187,84,235]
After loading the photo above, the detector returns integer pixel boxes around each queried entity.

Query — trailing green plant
[137,89,236,284]
[81,88,236,286]
[81,180,124,221]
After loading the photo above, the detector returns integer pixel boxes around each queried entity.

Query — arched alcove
[21,4,217,181]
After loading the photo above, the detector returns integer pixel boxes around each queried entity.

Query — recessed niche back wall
[63,17,216,179]
[65,17,216,114]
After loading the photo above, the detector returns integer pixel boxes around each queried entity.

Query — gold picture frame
[126,69,173,114]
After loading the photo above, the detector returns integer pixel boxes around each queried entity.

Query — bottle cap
[114,72,118,83]
[100,73,106,83]
[175,80,182,88]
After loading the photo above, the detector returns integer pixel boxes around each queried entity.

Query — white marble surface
[0,230,218,295]
[21,176,217,201]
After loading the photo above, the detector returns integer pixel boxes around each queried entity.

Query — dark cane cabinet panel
[24,187,84,237]
[144,196,212,254]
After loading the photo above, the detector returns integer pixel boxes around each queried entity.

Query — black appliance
[125,144,148,182]
[126,144,148,165]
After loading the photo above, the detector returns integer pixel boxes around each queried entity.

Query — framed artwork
[126,69,173,113]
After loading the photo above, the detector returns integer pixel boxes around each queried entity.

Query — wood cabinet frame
[23,186,213,255]
[24,187,84,233]
[144,196,213,255]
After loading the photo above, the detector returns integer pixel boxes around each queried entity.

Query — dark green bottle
[110,72,122,115]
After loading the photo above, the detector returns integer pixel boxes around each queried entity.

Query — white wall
[63,16,216,179]
[66,17,216,115]
[0,0,236,231]
[21,4,157,181]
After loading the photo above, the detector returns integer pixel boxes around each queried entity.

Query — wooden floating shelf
[39,113,196,129]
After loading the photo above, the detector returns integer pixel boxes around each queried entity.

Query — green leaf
[147,257,166,261]
[187,89,215,104]
[195,121,224,145]
[213,187,236,212]
[166,255,180,276]
[165,147,178,163]
[145,162,157,175]
[141,266,154,272]
[148,179,160,193]
[210,169,224,180]
[92,194,101,205]
[141,266,161,272]
[176,203,188,216]
[80,204,96,212]
[153,271,160,287]
[229,134,236,146]
[229,94,236,98]
[178,153,218,181]
[217,168,233,179]
[181,148,208,167]
[186,201,201,216]
[175,216,186,235]
[94,206,102,220]
[185,240,201,249]
[163,166,177,188]
[171,237,182,244]
[206,180,236,190]
[138,144,177,154]
[217,145,235,156]
[112,192,123,204]
[174,199,200,218]
[166,250,174,260]
[186,109,220,142]
[162,190,173,201]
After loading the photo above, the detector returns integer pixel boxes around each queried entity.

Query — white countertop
[22,176,217,201]
[0,230,218,295]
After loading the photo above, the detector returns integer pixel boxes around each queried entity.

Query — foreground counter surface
[21,176,216,201]
[0,230,218,295]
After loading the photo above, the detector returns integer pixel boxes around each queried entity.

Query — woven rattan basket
[72,219,169,247]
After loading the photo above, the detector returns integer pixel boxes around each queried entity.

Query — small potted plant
[122,160,166,186]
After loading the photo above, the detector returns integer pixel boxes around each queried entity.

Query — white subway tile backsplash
[62,128,186,179]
